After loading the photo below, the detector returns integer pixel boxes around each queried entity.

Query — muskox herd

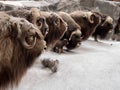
[0,7,118,89]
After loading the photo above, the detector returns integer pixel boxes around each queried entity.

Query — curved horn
[20,27,43,49]
[69,29,81,41]
[86,12,94,23]
[101,16,113,26]
[21,36,37,49]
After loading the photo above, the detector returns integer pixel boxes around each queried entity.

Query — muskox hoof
[41,59,59,73]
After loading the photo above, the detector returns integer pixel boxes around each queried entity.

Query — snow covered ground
[12,39,120,90]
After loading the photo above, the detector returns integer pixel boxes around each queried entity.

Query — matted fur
[0,12,46,89]
[6,8,49,37]
[70,11,101,40]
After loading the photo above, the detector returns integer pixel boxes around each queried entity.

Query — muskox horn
[86,12,94,23]
[69,29,81,41]
[21,35,36,49]
[14,21,37,49]
[101,16,113,26]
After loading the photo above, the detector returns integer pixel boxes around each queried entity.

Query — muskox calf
[70,11,101,41]
[58,12,82,50]
[6,8,49,37]
[53,39,68,53]
[92,12,113,41]
[0,12,46,89]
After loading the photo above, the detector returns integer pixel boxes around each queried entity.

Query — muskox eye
[25,35,35,44]
[37,18,44,26]
[55,19,60,25]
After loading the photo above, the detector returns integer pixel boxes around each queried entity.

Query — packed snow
[12,39,120,90]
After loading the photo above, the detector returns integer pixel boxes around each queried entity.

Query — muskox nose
[42,27,49,36]
[43,41,47,50]
[76,34,81,39]
[44,46,47,50]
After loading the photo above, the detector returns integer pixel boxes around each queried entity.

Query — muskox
[53,39,68,53]
[70,11,101,40]
[41,12,68,47]
[0,12,46,89]
[6,8,49,37]
[92,12,113,41]
[58,12,82,50]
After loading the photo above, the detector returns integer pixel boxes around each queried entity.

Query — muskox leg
[94,35,98,42]
[41,59,59,73]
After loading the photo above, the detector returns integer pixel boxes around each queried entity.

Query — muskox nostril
[42,27,49,36]
[44,28,48,32]
[44,46,47,50]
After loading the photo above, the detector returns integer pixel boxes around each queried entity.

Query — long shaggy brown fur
[70,11,101,40]
[0,12,46,90]
[58,12,82,50]
[6,8,49,37]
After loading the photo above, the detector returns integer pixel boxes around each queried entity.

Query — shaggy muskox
[41,12,68,47]
[70,11,101,40]
[92,12,113,41]
[58,12,82,50]
[53,39,68,53]
[0,12,46,89]
[6,8,49,37]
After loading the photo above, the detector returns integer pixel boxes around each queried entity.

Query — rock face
[0,0,119,39]
[0,0,119,21]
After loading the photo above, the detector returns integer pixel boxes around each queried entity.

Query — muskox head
[70,11,101,40]
[43,12,67,46]
[29,8,49,37]
[0,13,46,89]
[6,8,49,37]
